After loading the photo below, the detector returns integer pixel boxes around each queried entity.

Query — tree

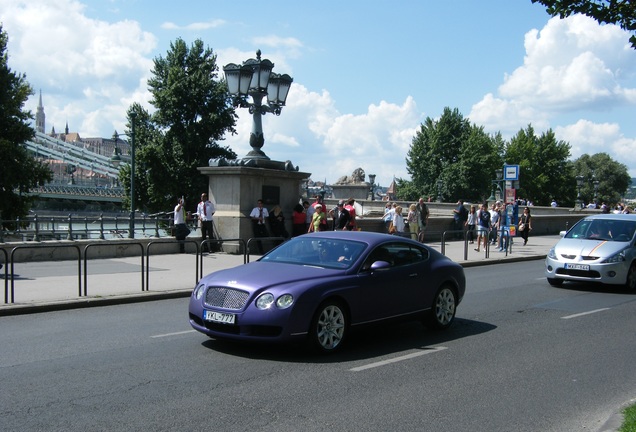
[121,38,237,214]
[0,26,52,223]
[532,0,636,49]
[504,126,574,206]
[402,107,501,202]
[571,153,631,205]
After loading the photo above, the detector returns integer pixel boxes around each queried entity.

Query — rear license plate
[203,310,236,324]
[565,263,590,271]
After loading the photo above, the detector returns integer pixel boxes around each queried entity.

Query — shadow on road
[199,317,497,363]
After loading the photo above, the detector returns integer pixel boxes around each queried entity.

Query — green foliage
[119,38,237,214]
[504,126,574,206]
[401,107,502,202]
[0,26,52,222]
[620,402,636,431]
[532,0,636,49]
[571,153,631,205]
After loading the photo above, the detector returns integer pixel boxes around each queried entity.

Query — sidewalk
[0,235,560,316]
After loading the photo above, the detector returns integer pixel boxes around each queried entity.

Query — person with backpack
[474,203,491,253]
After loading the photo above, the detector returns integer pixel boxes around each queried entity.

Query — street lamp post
[437,179,443,203]
[111,112,137,238]
[488,169,504,202]
[223,50,293,164]
[576,175,584,209]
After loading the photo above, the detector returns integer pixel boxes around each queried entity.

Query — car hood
[199,261,345,292]
[555,238,628,258]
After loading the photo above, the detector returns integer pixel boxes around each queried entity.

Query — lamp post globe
[223,50,293,165]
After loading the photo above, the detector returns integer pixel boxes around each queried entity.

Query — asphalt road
[1,260,634,432]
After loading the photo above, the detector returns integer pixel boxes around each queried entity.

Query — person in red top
[344,198,357,231]
[291,203,306,237]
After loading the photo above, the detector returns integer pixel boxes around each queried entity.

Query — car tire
[310,301,348,353]
[625,263,636,292]
[547,277,563,287]
[425,285,457,330]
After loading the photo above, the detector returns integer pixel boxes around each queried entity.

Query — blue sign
[504,165,519,181]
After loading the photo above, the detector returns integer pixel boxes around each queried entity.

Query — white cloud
[160,19,225,31]
[470,14,636,178]
[555,120,636,174]
[0,0,156,136]
[223,84,420,186]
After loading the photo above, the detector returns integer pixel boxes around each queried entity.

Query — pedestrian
[407,203,418,240]
[416,197,429,242]
[303,200,312,232]
[518,206,532,245]
[308,204,326,232]
[474,203,491,252]
[269,205,288,239]
[310,195,328,231]
[453,200,468,239]
[465,205,476,244]
[330,200,351,231]
[489,202,500,246]
[173,196,189,253]
[382,202,396,233]
[344,198,357,231]
[392,205,406,237]
[250,199,269,254]
[292,203,306,237]
[196,192,215,253]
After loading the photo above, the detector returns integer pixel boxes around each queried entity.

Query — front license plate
[203,310,236,324]
[565,263,590,271]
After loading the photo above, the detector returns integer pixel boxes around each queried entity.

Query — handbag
[388,222,396,234]
[518,223,525,232]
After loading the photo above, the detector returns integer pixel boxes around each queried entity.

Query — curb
[0,289,192,317]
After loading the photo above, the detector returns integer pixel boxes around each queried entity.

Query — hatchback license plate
[565,263,590,271]
[203,310,236,324]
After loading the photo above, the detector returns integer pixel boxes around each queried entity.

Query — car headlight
[603,249,627,264]
[548,248,557,259]
[276,294,294,309]
[256,293,275,309]
[194,284,206,300]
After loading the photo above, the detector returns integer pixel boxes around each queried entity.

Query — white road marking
[349,346,448,372]
[561,308,610,320]
[151,330,196,338]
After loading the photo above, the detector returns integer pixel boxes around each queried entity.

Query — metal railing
[1,237,257,304]
[0,213,181,242]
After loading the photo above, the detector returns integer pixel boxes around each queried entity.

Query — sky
[2,0,636,190]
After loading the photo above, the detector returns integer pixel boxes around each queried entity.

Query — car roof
[302,230,418,247]
[580,214,636,221]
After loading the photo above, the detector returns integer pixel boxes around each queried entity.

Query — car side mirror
[559,230,566,237]
[370,260,391,271]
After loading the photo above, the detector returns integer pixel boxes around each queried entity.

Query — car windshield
[565,219,636,242]
[260,237,367,269]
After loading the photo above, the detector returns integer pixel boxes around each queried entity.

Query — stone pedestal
[198,165,310,253]
[330,184,371,200]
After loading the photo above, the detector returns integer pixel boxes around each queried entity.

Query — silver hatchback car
[545,214,636,290]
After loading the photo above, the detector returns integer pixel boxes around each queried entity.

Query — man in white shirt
[174,197,188,253]
[249,199,269,254]
[196,193,216,253]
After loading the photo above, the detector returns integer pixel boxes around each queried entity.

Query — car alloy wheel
[426,285,457,330]
[311,302,347,353]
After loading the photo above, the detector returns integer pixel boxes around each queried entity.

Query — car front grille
[555,268,601,278]
[204,287,249,310]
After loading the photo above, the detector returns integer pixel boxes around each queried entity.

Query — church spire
[35,89,45,133]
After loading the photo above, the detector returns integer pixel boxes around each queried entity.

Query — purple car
[189,231,465,352]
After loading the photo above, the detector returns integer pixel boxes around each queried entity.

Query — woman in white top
[393,206,405,236]
[465,205,477,244]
